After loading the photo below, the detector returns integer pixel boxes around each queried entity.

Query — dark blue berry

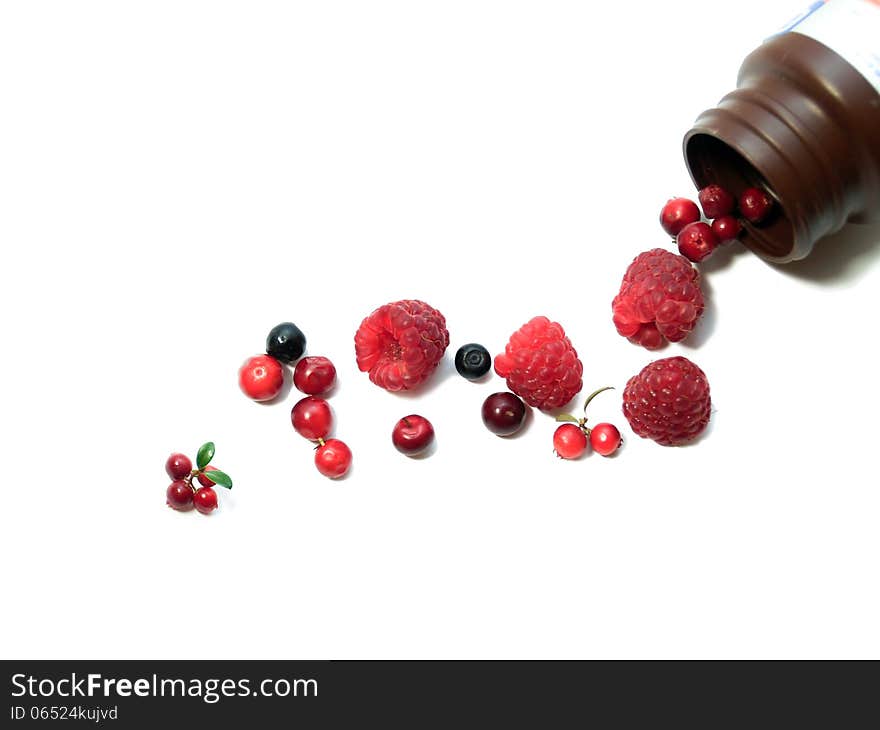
[266,322,306,363]
[455,343,491,380]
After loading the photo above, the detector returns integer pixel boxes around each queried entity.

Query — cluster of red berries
[290,359,352,479]
[165,442,232,514]
[661,183,774,263]
[553,387,622,459]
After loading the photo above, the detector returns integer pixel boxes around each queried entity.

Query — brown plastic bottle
[683,0,880,263]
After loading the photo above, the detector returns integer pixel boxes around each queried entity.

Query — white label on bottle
[784,0,880,93]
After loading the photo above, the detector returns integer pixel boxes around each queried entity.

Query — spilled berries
[165,442,233,514]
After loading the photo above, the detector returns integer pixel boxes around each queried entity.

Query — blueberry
[266,322,306,363]
[455,343,491,380]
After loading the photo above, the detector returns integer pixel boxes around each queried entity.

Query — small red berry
[739,187,774,223]
[293,356,337,395]
[238,354,284,401]
[553,424,587,460]
[677,221,719,263]
[193,486,218,514]
[315,438,352,478]
[711,214,743,243]
[291,396,333,440]
[659,197,701,237]
[590,423,622,456]
[392,415,435,456]
[197,465,219,488]
[165,453,192,480]
[481,392,527,436]
[166,480,194,511]
[698,184,735,218]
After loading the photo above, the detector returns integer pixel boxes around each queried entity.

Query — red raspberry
[622,356,711,446]
[493,316,583,411]
[354,300,450,392]
[611,248,704,350]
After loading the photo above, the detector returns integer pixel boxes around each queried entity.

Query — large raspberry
[612,248,704,350]
[354,299,449,392]
[622,356,711,446]
[493,316,583,411]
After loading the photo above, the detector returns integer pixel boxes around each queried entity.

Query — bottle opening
[685,132,794,260]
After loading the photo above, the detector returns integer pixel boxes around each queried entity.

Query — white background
[2,0,879,660]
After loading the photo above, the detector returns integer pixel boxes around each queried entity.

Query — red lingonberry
[553,424,588,460]
[739,187,774,223]
[165,453,192,480]
[590,423,622,456]
[698,184,735,218]
[315,438,352,478]
[291,396,333,440]
[197,465,220,488]
[193,486,218,514]
[711,214,743,243]
[293,356,337,395]
[238,354,284,401]
[166,480,195,511]
[659,197,701,237]
[677,221,719,263]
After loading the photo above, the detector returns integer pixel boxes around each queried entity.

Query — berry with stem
[315,438,352,478]
[392,415,435,456]
[193,487,218,514]
[555,386,623,458]
[164,441,233,514]
[165,453,192,480]
[166,480,195,511]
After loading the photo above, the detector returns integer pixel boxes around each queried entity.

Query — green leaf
[555,413,580,423]
[203,468,232,489]
[196,442,215,470]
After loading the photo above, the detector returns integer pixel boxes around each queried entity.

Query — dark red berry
[166,480,194,511]
[711,214,743,243]
[193,486,218,514]
[659,197,701,237]
[197,465,220,488]
[238,354,284,401]
[739,187,774,223]
[677,221,719,263]
[315,438,352,478]
[293,356,336,395]
[698,184,735,218]
[165,453,192,480]
[291,396,333,440]
[392,415,435,456]
[481,392,527,436]
[553,424,587,459]
[590,423,622,456]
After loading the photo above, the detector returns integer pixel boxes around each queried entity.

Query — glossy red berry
[315,438,352,478]
[291,396,333,440]
[659,197,701,237]
[739,187,774,223]
[392,415,435,456]
[197,465,219,488]
[238,354,284,401]
[293,356,336,395]
[165,453,192,480]
[711,214,743,243]
[481,392,527,436]
[590,423,622,456]
[193,486,218,514]
[553,424,587,459]
[698,184,735,218]
[166,480,194,511]
[677,221,719,263]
